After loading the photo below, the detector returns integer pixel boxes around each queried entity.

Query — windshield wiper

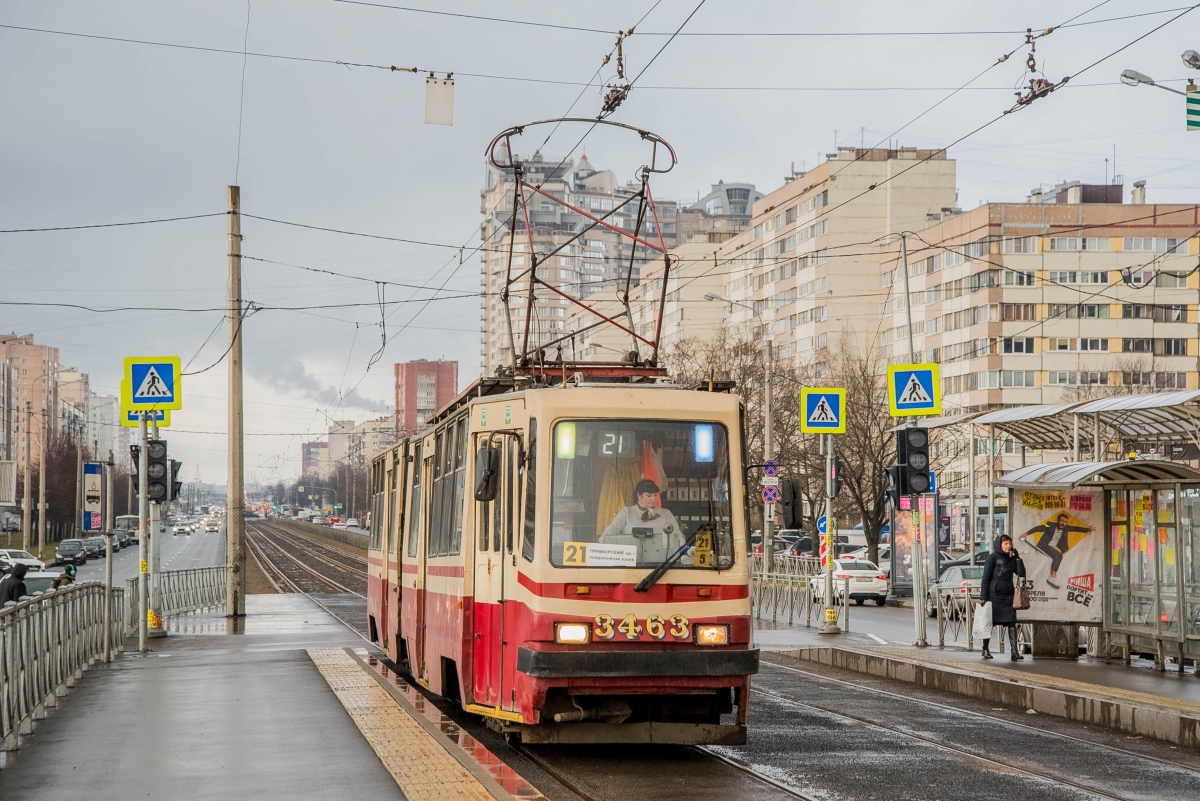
[634,523,714,593]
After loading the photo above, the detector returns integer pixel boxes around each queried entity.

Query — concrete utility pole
[138,413,149,652]
[37,406,46,560]
[22,402,31,548]
[227,185,246,617]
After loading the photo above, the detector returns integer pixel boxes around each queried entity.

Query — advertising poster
[83,461,104,533]
[1010,488,1103,623]
[891,498,914,595]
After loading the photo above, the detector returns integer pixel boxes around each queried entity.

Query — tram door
[472,434,513,707]
[414,452,435,682]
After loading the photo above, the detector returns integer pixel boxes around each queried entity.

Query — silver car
[926,565,984,618]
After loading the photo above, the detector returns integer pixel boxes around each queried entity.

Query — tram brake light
[695,624,729,646]
[554,622,590,644]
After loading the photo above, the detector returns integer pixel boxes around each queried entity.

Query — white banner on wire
[1010,488,1103,623]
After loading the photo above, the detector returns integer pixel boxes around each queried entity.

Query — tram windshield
[550,419,734,570]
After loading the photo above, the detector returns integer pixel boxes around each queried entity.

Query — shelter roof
[969,402,1088,450]
[995,460,1200,489]
[1071,390,1200,443]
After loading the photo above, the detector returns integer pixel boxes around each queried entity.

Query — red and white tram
[367,376,758,744]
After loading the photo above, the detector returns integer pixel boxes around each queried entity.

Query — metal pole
[987,423,996,547]
[763,334,774,574]
[968,425,976,567]
[899,234,928,645]
[1093,413,1101,461]
[899,235,918,363]
[819,434,841,634]
[104,451,114,662]
[22,402,30,550]
[149,417,163,637]
[138,412,149,652]
[75,446,83,537]
[227,185,246,617]
[1072,415,1080,461]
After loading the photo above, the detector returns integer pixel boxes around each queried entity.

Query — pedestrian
[52,563,77,590]
[0,562,29,606]
[979,534,1026,661]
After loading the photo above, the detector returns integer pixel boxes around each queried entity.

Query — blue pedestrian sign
[800,388,846,434]
[887,363,941,417]
[817,515,828,534]
[123,356,182,411]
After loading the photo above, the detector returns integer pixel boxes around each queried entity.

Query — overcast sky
[2,0,1198,485]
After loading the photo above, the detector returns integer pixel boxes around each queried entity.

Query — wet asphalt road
[61,524,226,585]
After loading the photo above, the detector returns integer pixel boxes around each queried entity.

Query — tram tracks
[245,522,366,597]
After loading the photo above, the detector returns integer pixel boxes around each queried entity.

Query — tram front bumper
[516,646,760,678]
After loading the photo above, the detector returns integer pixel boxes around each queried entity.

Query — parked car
[810,560,888,606]
[926,565,985,618]
[79,537,104,559]
[55,539,87,566]
[788,537,814,556]
[0,549,45,573]
[22,571,66,596]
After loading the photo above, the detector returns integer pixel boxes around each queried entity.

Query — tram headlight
[695,624,729,646]
[554,622,590,644]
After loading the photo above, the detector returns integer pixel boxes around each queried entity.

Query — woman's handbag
[1013,578,1031,610]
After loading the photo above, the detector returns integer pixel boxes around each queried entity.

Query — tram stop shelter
[996,460,1200,668]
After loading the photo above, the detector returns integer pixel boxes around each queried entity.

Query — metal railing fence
[752,556,851,632]
[124,566,226,636]
[2,582,123,751]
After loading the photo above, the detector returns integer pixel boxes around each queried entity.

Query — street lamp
[1182,50,1200,71]
[704,292,775,572]
[1119,67,1193,96]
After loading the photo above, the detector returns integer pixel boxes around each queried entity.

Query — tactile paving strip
[308,647,500,801]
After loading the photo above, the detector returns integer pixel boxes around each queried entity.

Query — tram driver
[599,479,691,565]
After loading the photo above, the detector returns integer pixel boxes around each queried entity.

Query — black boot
[981,639,993,659]
[1009,627,1023,661]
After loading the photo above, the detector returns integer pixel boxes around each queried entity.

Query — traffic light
[170,460,183,501]
[896,427,930,494]
[129,445,141,488]
[146,439,169,503]
[830,457,845,499]
[779,478,802,528]
[885,465,902,508]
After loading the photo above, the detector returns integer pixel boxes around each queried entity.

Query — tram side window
[369,458,384,551]
[407,443,422,558]
[450,418,468,555]
[478,437,491,552]
[506,438,517,553]
[390,451,403,557]
[428,418,468,557]
[521,419,537,562]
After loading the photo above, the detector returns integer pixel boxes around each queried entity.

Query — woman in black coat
[979,534,1026,660]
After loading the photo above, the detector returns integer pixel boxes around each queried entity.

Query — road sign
[123,356,182,411]
[929,470,937,493]
[1189,86,1200,131]
[762,475,780,487]
[761,486,780,504]
[800,387,846,434]
[83,461,103,532]
[817,514,827,534]
[121,408,171,428]
[887,363,941,417]
[762,459,779,477]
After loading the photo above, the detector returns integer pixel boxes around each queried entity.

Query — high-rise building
[480,150,681,373]
[87,393,120,461]
[58,368,90,445]
[394,359,458,436]
[677,181,763,243]
[0,334,61,467]
[327,420,355,465]
[301,441,328,477]
[880,181,1200,529]
[347,417,397,465]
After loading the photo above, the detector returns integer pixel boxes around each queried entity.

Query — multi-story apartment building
[87,393,120,460]
[677,181,762,243]
[394,359,457,436]
[301,441,328,477]
[0,334,61,467]
[480,151,680,373]
[346,416,396,465]
[58,368,90,444]
[327,420,355,465]
[880,180,1200,534]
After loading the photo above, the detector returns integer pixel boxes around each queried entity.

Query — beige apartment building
[0,334,61,467]
[880,181,1200,532]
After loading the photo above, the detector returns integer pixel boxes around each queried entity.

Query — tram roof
[996,459,1200,489]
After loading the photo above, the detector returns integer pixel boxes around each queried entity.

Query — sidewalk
[756,616,1200,748]
[0,595,521,800]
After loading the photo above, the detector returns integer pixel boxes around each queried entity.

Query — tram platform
[756,614,1200,749]
[0,595,535,801]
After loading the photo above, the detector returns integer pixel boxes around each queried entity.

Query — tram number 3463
[594,613,690,640]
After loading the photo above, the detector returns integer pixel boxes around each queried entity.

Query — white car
[809,560,888,606]
[173,524,191,536]
[205,522,219,533]
[345,518,360,528]
[0,549,45,573]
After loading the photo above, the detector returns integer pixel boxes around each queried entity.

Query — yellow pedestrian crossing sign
[122,356,182,411]
[887,363,941,417]
[119,379,172,427]
[801,388,846,434]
